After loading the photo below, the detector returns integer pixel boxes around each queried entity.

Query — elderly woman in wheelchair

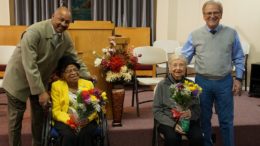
[153,54,203,146]
[50,56,105,146]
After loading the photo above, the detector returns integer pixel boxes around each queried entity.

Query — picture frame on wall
[72,0,92,20]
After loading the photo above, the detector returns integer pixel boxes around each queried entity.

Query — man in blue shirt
[182,1,244,146]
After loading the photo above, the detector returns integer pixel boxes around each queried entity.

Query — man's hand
[90,75,97,84]
[39,91,50,107]
[233,79,242,96]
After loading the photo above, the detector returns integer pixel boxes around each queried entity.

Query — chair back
[0,45,16,65]
[0,45,16,92]
[133,46,167,65]
[153,40,180,54]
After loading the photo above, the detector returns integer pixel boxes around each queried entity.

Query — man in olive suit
[3,7,91,146]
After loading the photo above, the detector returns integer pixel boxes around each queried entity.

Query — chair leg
[0,91,8,105]
[135,82,140,117]
[131,77,136,107]
[136,94,140,117]
[245,71,247,91]
[131,88,135,107]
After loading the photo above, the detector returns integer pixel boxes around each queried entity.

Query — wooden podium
[68,21,114,89]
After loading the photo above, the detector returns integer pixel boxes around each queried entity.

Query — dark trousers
[158,120,203,146]
[7,93,44,146]
[54,120,98,146]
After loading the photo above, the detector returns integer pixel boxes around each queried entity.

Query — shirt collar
[168,74,185,84]
[51,25,62,36]
[206,24,222,32]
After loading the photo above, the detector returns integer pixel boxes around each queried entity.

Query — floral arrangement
[93,40,138,83]
[169,80,202,133]
[67,87,108,131]
[170,80,202,109]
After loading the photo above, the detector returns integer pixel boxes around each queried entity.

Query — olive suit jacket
[3,19,90,102]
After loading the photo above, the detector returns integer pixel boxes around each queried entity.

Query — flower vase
[111,84,125,127]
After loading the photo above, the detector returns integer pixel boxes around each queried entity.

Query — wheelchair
[41,104,110,146]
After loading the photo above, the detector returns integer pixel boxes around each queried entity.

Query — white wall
[156,0,178,40]
[157,0,260,86]
[156,0,170,40]
[0,0,10,25]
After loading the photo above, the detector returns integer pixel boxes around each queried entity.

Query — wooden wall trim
[0,25,27,45]
[69,21,115,30]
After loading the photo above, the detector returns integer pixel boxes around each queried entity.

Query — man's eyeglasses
[203,11,221,16]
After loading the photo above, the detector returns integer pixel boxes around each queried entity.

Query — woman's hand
[67,116,78,129]
[180,109,191,119]
[69,114,79,123]
[78,118,89,128]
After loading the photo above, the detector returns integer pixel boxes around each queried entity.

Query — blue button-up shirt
[181,25,245,79]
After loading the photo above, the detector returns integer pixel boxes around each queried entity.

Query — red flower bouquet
[93,40,138,83]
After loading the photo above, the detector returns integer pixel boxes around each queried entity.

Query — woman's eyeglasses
[64,68,79,74]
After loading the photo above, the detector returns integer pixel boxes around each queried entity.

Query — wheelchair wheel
[41,106,52,146]
[96,111,110,146]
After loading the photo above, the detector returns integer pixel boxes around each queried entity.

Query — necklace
[69,87,78,94]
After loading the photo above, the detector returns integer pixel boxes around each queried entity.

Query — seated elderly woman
[51,56,99,146]
[153,54,203,146]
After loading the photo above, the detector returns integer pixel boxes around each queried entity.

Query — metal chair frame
[153,40,180,76]
[132,46,167,117]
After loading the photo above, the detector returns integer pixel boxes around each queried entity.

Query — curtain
[91,0,156,43]
[13,0,71,25]
[13,0,156,42]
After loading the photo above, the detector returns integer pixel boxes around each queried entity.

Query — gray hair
[168,53,187,67]
[202,0,223,14]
